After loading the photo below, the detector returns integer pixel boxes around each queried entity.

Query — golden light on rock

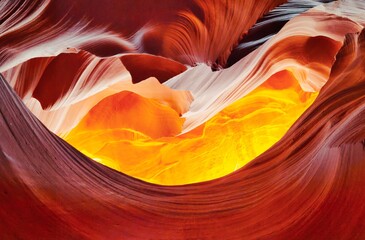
[65,70,318,185]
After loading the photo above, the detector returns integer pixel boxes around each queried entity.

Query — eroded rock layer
[1,0,365,239]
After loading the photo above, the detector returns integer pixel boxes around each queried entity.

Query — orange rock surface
[65,69,317,185]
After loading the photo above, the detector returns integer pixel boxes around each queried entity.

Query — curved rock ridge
[1,0,364,184]
[227,0,337,67]
[0,0,285,72]
[2,49,192,135]
[166,1,364,133]
[1,0,365,238]
[24,75,193,136]
[67,90,185,139]
[4,0,362,137]
[120,54,188,84]
[64,69,318,184]
[0,27,365,238]
[9,0,360,137]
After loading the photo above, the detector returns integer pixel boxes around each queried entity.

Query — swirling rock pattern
[1,0,365,239]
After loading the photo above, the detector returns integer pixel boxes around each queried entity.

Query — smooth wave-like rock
[5,0,360,137]
[67,90,184,139]
[226,0,336,67]
[1,26,365,238]
[120,54,187,84]
[64,69,318,185]
[35,0,357,184]
[0,0,284,72]
[23,76,192,135]
[3,50,191,111]
[2,48,192,135]
[166,2,364,133]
